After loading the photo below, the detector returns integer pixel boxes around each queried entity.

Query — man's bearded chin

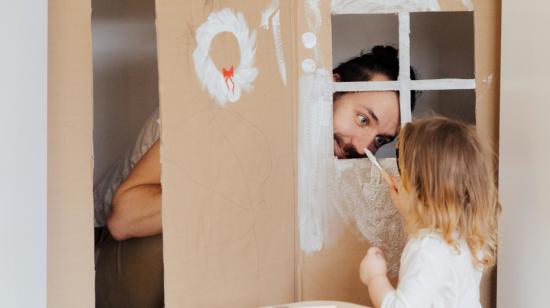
[334,134,364,159]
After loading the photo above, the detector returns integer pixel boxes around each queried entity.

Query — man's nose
[353,130,377,155]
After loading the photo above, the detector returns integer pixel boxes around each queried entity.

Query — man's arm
[107,140,162,240]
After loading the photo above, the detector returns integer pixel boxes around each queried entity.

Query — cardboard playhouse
[48,0,501,307]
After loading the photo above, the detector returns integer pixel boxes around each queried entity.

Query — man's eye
[356,114,368,126]
[374,136,390,148]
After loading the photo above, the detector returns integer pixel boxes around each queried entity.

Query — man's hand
[359,246,388,286]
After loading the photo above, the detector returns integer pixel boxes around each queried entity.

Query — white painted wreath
[193,8,258,106]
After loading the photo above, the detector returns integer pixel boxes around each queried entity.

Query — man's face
[333,74,400,159]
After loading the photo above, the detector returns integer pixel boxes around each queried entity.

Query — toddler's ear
[389,176,399,192]
[388,176,402,213]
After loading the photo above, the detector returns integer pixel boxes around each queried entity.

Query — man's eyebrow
[358,105,379,124]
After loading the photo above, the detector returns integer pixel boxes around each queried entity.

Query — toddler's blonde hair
[398,116,500,270]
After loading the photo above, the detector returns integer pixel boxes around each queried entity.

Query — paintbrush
[364,148,394,188]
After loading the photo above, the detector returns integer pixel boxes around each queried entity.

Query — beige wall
[498,0,550,306]
[1,1,47,307]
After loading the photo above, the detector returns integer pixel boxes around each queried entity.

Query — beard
[334,133,364,159]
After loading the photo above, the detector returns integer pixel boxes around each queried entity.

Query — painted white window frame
[298,1,476,253]
[331,10,476,126]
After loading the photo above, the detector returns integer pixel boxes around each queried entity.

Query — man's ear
[333,73,341,82]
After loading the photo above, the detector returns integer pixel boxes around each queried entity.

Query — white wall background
[498,0,550,306]
[0,1,47,307]
[332,12,475,157]
[92,0,159,184]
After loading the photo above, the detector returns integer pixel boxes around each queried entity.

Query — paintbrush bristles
[364,148,394,188]
[364,148,382,170]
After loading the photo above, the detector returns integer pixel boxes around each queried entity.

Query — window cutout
[331,12,476,159]
[332,14,398,66]
[413,89,476,125]
[376,133,399,159]
[332,14,400,159]
[410,12,475,79]
[92,0,164,306]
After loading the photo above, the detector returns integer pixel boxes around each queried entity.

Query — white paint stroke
[333,81,400,91]
[298,69,334,253]
[302,32,317,49]
[461,0,474,10]
[299,0,346,253]
[193,8,258,105]
[260,0,279,30]
[260,0,287,85]
[411,79,476,90]
[302,58,317,73]
[305,0,323,64]
[398,12,412,125]
[271,10,287,85]
[333,79,476,92]
[477,74,492,101]
[331,0,441,14]
[305,0,322,33]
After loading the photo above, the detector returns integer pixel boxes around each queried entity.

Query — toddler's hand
[359,246,387,286]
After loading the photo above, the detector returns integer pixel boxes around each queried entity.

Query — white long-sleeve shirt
[382,231,483,308]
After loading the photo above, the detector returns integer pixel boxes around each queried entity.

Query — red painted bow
[223,66,235,94]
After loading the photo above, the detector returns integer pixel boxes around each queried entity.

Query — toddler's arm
[361,242,447,308]
[359,247,395,308]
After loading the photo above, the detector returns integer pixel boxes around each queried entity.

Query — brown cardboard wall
[155,0,297,306]
[48,0,95,307]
